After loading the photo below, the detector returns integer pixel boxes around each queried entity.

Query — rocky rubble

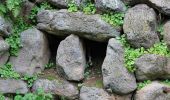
[1,0,170,99]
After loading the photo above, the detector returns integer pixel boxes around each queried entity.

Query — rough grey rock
[123,4,159,48]
[37,9,120,42]
[121,0,139,5]
[0,37,9,65]
[80,86,114,100]
[135,54,170,81]
[56,34,86,81]
[0,16,12,36]
[102,38,137,95]
[114,94,132,100]
[32,79,79,99]
[48,0,82,8]
[95,0,126,12]
[135,82,170,100]
[10,28,50,76]
[0,79,28,94]
[20,0,35,21]
[163,21,170,49]
[141,0,170,16]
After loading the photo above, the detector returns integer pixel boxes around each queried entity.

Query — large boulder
[37,9,120,42]
[141,0,170,16]
[123,4,159,48]
[10,28,50,76]
[135,54,170,81]
[80,86,114,100]
[32,79,79,99]
[95,0,126,12]
[163,21,170,49]
[0,37,9,65]
[0,16,12,36]
[0,79,28,94]
[56,34,86,81]
[135,82,170,100]
[102,38,137,95]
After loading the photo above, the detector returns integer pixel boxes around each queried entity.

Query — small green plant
[68,1,78,12]
[0,0,23,18]
[0,94,5,100]
[102,12,124,27]
[29,2,52,24]
[14,88,53,100]
[5,18,31,56]
[157,24,164,35]
[137,80,151,90]
[82,2,96,14]
[162,79,170,86]
[0,63,20,79]
[22,75,37,87]
[117,35,170,72]
[45,62,55,69]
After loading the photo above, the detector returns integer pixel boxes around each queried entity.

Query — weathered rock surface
[123,4,159,48]
[163,21,170,49]
[121,0,139,5]
[135,82,170,100]
[10,28,50,75]
[0,16,12,36]
[37,9,120,42]
[80,86,114,100]
[0,79,28,94]
[135,54,170,81]
[141,0,170,16]
[95,0,126,12]
[102,38,137,95]
[0,37,9,65]
[56,34,86,81]
[32,79,79,99]
[114,94,132,100]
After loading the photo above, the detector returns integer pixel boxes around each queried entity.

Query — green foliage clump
[22,75,37,87]
[29,2,52,24]
[157,24,164,35]
[82,2,96,14]
[162,79,170,86]
[0,94,5,100]
[137,80,151,90]
[14,88,53,100]
[117,35,170,72]
[0,0,23,18]
[0,63,20,79]
[102,13,124,27]
[68,1,78,12]
[5,19,31,56]
[45,62,55,69]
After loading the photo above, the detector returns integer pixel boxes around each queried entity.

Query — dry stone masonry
[1,0,170,99]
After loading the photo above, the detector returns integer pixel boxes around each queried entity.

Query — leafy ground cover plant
[117,35,170,72]
[137,80,151,90]
[102,12,124,27]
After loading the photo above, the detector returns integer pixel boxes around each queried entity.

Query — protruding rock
[56,34,86,81]
[95,0,126,12]
[0,16,12,36]
[32,79,79,99]
[37,9,120,42]
[141,0,170,16]
[80,86,114,100]
[163,21,170,49]
[102,38,137,95]
[0,37,9,65]
[0,79,28,94]
[10,28,50,75]
[135,54,170,81]
[135,82,170,100]
[123,4,159,48]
